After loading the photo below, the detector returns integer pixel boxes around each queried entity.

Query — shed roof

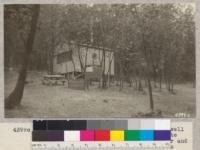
[54,41,115,56]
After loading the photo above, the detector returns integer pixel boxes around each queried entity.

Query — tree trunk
[107,70,110,87]
[119,80,123,91]
[102,49,106,89]
[152,66,157,88]
[159,69,162,91]
[144,79,148,87]
[49,50,54,74]
[129,78,132,87]
[68,42,76,78]
[171,82,174,93]
[119,60,124,91]
[77,46,84,72]
[147,78,154,110]
[5,5,40,109]
[84,47,89,90]
[134,5,154,111]
[106,54,113,88]
[134,78,138,90]
[49,33,55,75]
[138,79,143,91]
[167,80,171,92]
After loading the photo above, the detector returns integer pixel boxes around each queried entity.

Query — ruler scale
[32,142,172,150]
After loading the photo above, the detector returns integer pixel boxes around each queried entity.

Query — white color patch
[155,119,170,130]
[64,131,80,141]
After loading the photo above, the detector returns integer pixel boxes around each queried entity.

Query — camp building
[53,42,114,80]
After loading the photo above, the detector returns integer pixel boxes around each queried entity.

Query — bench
[42,75,67,86]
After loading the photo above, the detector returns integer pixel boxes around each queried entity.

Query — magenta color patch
[80,130,95,141]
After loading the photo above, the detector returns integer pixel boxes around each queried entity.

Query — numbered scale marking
[32,142,172,150]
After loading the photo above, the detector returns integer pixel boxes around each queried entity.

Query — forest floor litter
[4,70,196,118]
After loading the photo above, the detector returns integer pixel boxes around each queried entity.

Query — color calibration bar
[32,119,171,142]
[33,130,170,142]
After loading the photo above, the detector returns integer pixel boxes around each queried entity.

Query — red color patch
[95,130,110,141]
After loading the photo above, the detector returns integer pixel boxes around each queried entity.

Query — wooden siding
[53,43,114,75]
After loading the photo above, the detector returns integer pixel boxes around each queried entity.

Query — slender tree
[5,5,40,109]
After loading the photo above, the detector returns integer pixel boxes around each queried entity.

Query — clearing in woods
[4,70,195,118]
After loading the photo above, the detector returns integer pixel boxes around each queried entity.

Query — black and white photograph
[4,3,195,118]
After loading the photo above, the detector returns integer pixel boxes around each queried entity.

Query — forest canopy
[4,4,195,83]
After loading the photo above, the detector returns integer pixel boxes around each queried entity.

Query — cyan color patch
[140,130,154,141]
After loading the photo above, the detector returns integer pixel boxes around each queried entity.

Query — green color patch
[124,130,140,141]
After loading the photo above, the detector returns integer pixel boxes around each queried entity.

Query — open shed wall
[73,46,114,75]
[53,43,114,75]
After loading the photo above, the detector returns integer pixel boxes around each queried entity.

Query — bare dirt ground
[4,70,196,118]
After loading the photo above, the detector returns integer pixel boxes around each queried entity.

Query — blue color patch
[140,130,154,141]
[154,130,171,141]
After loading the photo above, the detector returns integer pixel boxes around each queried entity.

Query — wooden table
[42,75,67,85]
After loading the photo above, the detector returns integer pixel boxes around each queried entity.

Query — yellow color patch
[110,130,124,141]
